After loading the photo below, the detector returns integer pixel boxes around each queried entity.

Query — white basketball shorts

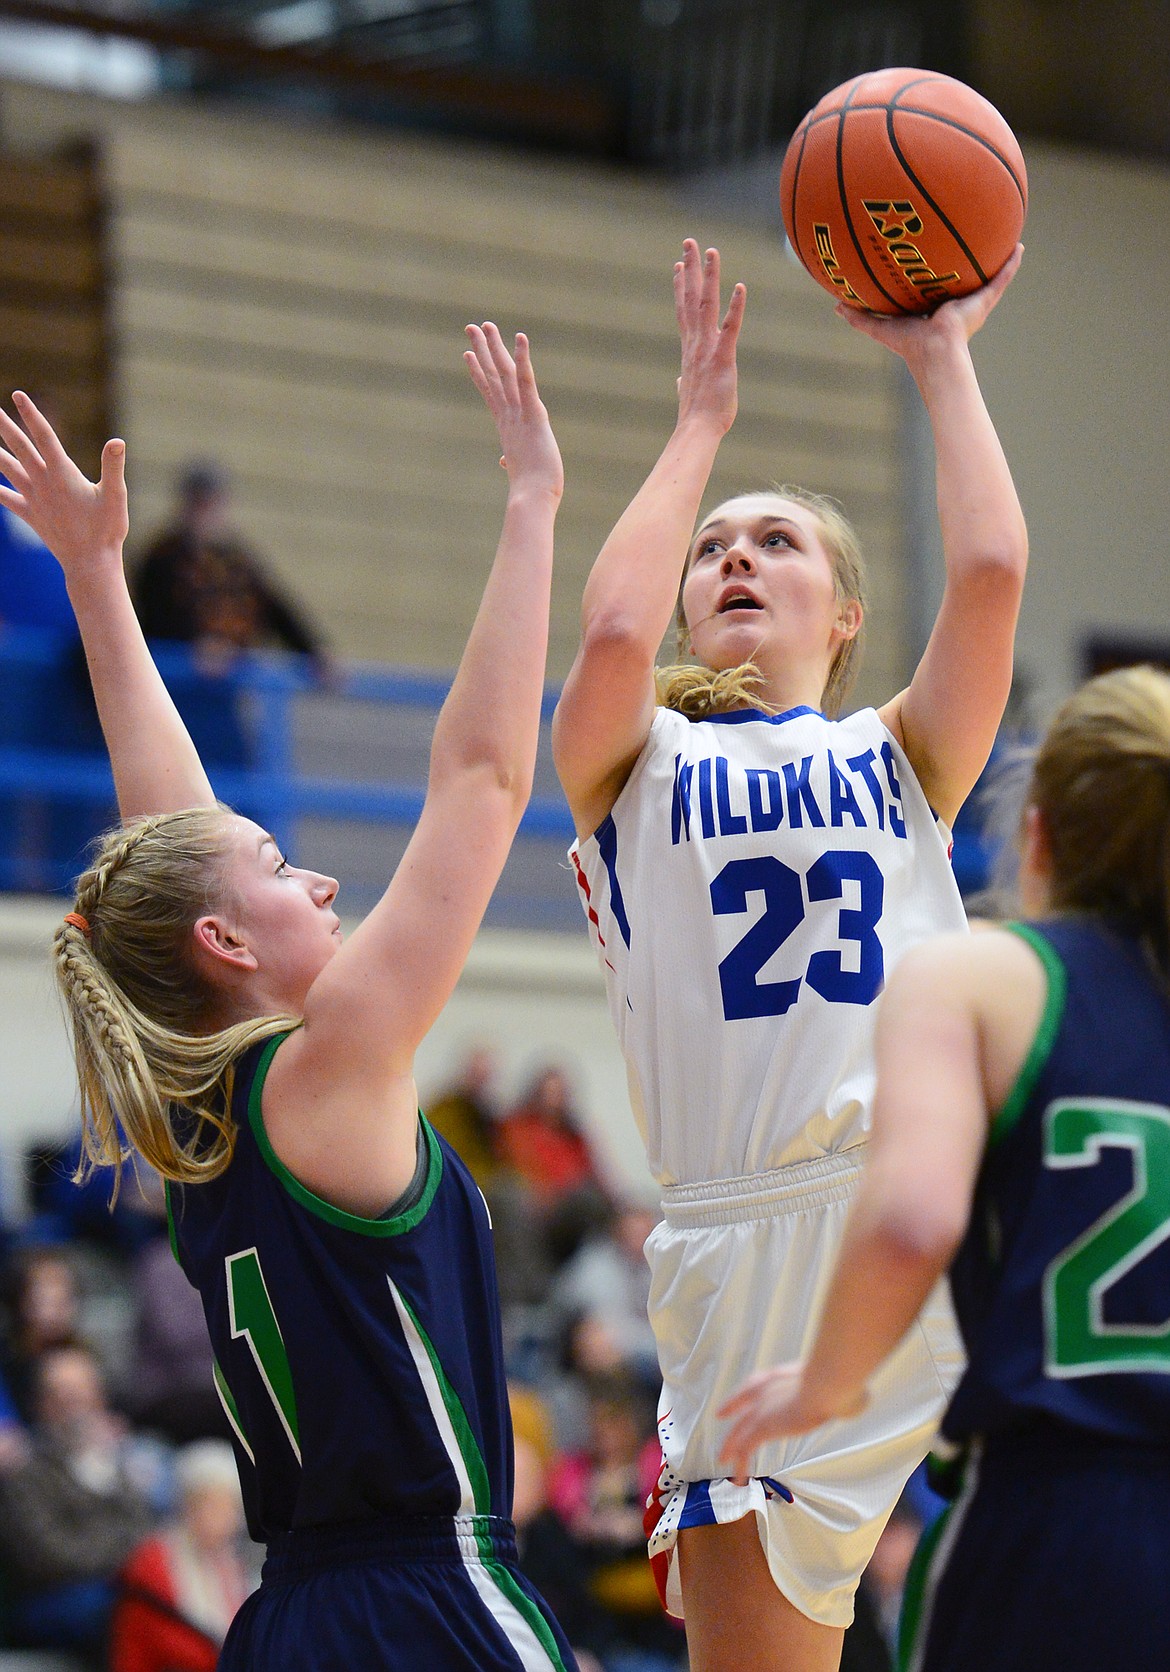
[643,1148,964,1628]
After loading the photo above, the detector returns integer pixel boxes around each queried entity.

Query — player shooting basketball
[553,235,1025,1672]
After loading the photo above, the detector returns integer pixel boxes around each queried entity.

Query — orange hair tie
[63,912,91,936]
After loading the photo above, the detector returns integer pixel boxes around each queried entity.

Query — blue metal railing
[0,627,998,916]
[0,629,577,913]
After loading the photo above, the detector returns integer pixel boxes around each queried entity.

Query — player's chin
[707,621,767,663]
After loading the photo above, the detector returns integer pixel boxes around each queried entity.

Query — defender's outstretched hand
[674,239,747,436]
[717,1364,869,1486]
[464,324,563,502]
[0,392,128,581]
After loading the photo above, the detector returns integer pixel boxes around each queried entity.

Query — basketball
[780,68,1027,315]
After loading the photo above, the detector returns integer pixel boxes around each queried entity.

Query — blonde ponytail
[1032,665,1170,982]
[658,485,868,721]
[55,809,296,1195]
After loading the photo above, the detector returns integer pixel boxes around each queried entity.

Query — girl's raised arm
[0,394,215,818]
[716,934,993,1478]
[262,326,563,1212]
[867,247,1028,827]
[716,925,1047,1478]
[553,240,746,838]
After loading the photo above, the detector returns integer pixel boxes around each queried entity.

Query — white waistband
[660,1148,864,1227]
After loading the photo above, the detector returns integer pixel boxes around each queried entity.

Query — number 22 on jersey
[1044,1100,1170,1378]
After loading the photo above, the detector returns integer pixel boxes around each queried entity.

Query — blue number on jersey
[712,848,884,1021]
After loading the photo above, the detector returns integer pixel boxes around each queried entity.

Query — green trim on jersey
[897,1447,981,1672]
[897,1500,952,1672]
[390,1280,492,1535]
[484,1558,572,1672]
[246,1031,443,1234]
[213,1356,255,1464]
[990,922,1068,1147]
[164,1180,181,1265]
[387,1281,570,1671]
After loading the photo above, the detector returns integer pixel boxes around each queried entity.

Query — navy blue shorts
[899,1431,1170,1672]
[220,1514,578,1671]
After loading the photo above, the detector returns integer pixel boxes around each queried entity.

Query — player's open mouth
[718,590,763,613]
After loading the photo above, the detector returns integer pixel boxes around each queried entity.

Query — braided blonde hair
[54,808,296,1194]
[655,486,868,720]
[1031,665,1170,982]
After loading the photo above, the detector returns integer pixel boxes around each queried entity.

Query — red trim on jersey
[571,849,607,949]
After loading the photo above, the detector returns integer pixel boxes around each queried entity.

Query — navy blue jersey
[942,917,1170,1447]
[167,1032,514,1542]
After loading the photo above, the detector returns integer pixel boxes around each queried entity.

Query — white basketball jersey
[571,703,968,1186]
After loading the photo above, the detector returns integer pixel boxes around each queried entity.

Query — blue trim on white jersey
[696,704,823,726]
[677,1480,717,1528]
[595,813,632,948]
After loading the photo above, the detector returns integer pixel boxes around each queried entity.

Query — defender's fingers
[463,348,492,400]
[673,258,687,331]
[480,321,516,387]
[99,438,126,491]
[680,238,702,320]
[468,325,510,403]
[464,324,500,385]
[11,391,67,463]
[0,404,44,471]
[512,332,536,392]
[720,281,747,339]
[0,482,27,516]
[697,246,721,315]
[719,1415,763,1466]
[0,444,31,490]
[715,1371,774,1418]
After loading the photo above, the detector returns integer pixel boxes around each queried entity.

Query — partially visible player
[0,328,577,1672]
[553,238,1026,1672]
[720,664,1170,1672]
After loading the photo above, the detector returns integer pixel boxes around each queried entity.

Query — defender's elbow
[874,1192,968,1274]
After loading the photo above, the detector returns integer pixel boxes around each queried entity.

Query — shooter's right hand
[674,239,747,436]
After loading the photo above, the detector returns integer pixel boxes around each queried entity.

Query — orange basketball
[780,68,1027,315]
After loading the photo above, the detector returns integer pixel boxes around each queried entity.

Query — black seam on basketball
[786,120,813,276]
[836,82,912,314]
[884,105,989,283]
[798,101,1026,206]
[887,85,1027,208]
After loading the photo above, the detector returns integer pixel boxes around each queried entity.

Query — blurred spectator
[489,1062,612,1312]
[549,1201,658,1384]
[133,461,328,666]
[510,1383,605,1672]
[109,1439,253,1672]
[541,1309,639,1455]
[0,1358,19,1432]
[0,1245,84,1420]
[425,1044,501,1188]
[24,1137,167,1259]
[127,1174,225,1446]
[131,460,332,770]
[496,1067,600,1210]
[861,1495,925,1657]
[548,1371,684,1672]
[0,1343,162,1665]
